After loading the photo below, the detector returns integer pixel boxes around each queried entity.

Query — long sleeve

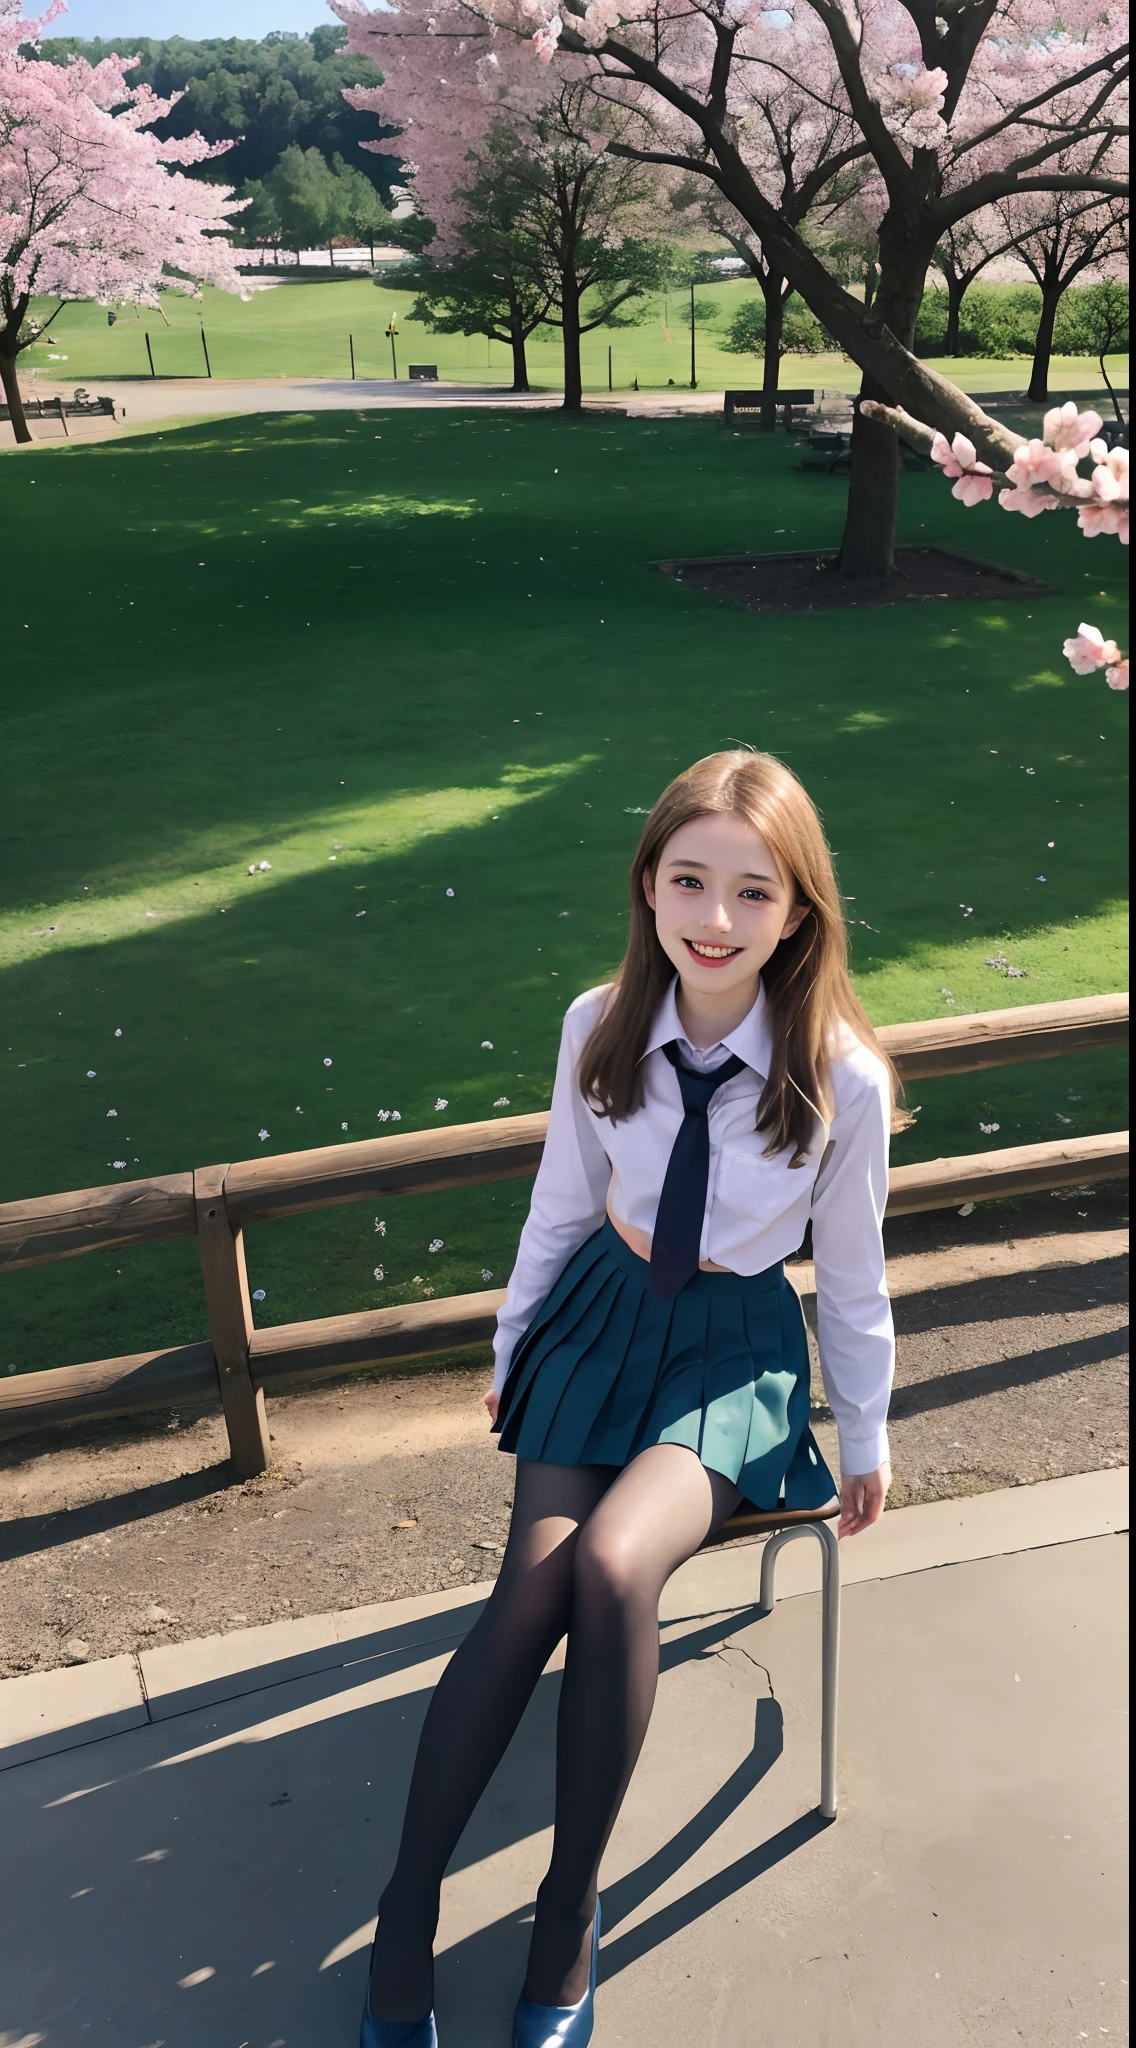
[809,1062,895,1475]
[492,999,612,1393]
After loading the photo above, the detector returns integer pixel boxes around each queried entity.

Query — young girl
[361,749,895,2048]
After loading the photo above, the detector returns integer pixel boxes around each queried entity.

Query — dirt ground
[0,1186,1126,1678]
[658,545,1051,612]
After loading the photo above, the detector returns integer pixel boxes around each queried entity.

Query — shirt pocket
[713,1122,808,1236]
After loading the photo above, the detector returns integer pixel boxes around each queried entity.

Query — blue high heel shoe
[512,1902,601,2048]
[359,1929,437,2048]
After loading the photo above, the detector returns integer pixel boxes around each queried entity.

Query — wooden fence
[0,993,1127,1476]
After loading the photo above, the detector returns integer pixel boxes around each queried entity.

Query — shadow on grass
[0,409,1128,1369]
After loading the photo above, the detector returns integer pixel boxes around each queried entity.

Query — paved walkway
[4,376,703,447]
[0,1470,1127,2046]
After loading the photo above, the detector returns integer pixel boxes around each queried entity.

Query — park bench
[408,364,439,381]
[724,388,815,429]
[1,389,116,435]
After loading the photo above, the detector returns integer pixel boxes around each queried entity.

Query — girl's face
[643,811,810,1003]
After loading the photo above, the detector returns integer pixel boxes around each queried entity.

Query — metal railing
[0,993,1127,1474]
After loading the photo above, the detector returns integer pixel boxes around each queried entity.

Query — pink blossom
[1005,441,1064,490]
[532,16,562,59]
[951,471,994,506]
[1042,402,1104,457]
[1078,502,1129,542]
[1106,660,1129,691]
[1088,446,1129,504]
[999,485,1060,519]
[931,431,992,503]
[1062,623,1121,673]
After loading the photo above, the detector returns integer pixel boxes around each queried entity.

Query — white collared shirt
[493,980,895,1475]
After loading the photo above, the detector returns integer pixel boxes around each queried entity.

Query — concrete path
[1,1470,1127,2046]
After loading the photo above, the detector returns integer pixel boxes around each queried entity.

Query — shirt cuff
[834,1422,890,1477]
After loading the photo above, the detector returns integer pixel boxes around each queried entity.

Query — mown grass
[22,275,1130,397]
[0,406,1128,1376]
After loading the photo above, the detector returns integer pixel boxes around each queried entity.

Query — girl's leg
[368,1457,615,2022]
[523,1444,740,2007]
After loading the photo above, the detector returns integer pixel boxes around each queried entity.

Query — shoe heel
[512,1901,601,2048]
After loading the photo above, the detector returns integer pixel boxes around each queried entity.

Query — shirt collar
[642,979,773,1082]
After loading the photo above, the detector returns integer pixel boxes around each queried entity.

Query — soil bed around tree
[659,545,1054,613]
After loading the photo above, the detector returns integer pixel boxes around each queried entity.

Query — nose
[700,898,733,933]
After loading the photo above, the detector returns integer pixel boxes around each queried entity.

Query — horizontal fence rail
[0,994,1127,1468]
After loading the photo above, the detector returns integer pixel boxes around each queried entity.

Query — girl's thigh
[574,1444,740,1588]
[495,1458,619,1592]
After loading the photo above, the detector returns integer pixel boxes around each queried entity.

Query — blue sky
[45,0,331,37]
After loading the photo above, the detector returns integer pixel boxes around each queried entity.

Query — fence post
[194,1164,271,1477]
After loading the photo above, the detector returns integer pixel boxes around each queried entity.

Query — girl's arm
[490,997,612,1400]
[808,1062,895,1486]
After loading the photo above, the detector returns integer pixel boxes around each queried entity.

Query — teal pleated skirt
[494,1220,836,1511]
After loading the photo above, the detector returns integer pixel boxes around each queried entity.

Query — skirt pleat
[495,1220,837,1510]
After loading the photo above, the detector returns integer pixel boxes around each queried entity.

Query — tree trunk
[561,279,583,412]
[759,273,785,430]
[0,342,32,446]
[945,271,966,356]
[1027,281,1061,403]
[835,224,930,580]
[509,304,530,393]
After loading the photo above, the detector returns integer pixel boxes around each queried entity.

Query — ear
[641,865,658,912]
[780,902,811,942]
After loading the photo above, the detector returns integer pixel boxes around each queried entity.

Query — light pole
[387,317,399,379]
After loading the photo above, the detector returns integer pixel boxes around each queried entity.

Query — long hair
[578,749,895,1165]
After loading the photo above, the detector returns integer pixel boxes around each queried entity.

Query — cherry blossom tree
[862,395,1129,688]
[1,0,242,443]
[931,209,1022,355]
[995,186,1128,401]
[336,0,1127,577]
[692,35,869,427]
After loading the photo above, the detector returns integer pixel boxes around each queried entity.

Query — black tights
[368,1443,739,2019]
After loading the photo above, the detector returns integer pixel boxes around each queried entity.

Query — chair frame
[702,1506,841,1820]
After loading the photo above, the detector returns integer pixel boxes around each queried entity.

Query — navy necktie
[649,1042,746,1301]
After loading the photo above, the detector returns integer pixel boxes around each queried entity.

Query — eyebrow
[665,859,781,884]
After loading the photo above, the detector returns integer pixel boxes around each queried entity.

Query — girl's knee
[572,1524,647,1611]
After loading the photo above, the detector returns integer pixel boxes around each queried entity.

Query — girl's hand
[837,1463,890,1539]
[484,1388,500,1426]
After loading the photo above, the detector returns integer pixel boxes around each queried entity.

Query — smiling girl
[361,749,896,2048]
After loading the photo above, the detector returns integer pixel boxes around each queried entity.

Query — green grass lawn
[22,276,1130,398]
[0,407,1128,1379]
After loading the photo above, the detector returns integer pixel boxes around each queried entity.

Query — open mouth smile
[684,938,742,966]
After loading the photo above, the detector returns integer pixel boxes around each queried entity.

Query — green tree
[233,177,282,259]
[264,144,339,260]
[485,97,675,413]
[35,26,396,203]
[1063,279,1130,424]
[405,144,555,392]
[723,293,833,365]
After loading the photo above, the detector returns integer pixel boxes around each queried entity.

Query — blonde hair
[578,749,895,1165]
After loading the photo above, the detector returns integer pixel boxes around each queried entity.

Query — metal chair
[699,1499,841,1819]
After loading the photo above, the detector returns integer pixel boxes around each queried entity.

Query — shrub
[723,291,833,356]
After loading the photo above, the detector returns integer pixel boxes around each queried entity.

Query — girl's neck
[675,973,762,1051]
